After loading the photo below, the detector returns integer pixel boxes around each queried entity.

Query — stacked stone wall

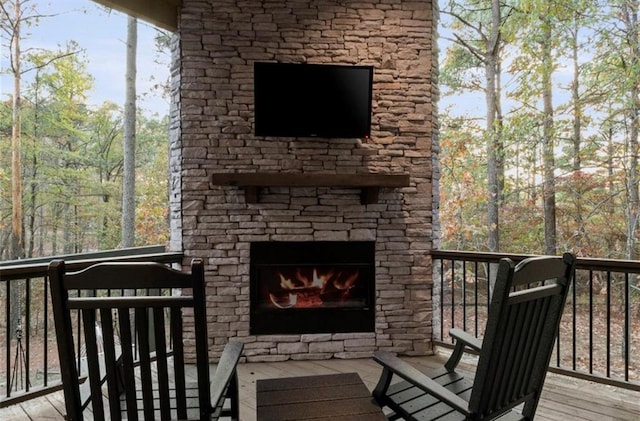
[171,0,438,361]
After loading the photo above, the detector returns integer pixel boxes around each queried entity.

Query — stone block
[301,334,332,342]
[309,341,345,354]
[277,342,309,354]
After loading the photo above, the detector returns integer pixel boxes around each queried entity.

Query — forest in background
[0,1,171,260]
[5,0,640,262]
[438,0,640,260]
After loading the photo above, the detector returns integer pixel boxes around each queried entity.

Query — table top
[256,372,386,420]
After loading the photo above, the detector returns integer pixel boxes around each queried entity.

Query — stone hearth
[169,0,439,361]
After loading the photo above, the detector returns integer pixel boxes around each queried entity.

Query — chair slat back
[468,253,575,419]
[49,259,211,421]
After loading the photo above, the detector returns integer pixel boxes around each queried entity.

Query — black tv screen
[254,62,373,138]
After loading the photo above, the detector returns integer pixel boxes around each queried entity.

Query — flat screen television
[254,62,374,138]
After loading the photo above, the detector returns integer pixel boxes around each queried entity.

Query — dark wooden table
[256,372,386,420]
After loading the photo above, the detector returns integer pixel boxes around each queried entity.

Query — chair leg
[444,340,466,372]
[372,366,394,405]
[229,371,240,420]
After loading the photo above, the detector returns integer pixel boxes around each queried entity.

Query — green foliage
[439,0,640,259]
[0,42,169,257]
[0,100,10,240]
[439,115,489,250]
[440,45,484,94]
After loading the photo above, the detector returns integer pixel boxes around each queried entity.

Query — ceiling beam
[90,0,181,32]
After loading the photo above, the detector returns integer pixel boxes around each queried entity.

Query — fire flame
[279,273,296,290]
[267,267,360,309]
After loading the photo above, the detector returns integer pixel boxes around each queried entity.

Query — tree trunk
[27,71,42,259]
[10,0,24,260]
[63,202,72,254]
[8,0,24,341]
[622,1,640,260]
[570,20,585,248]
[541,8,557,256]
[625,89,640,260]
[495,60,505,203]
[606,124,616,253]
[486,0,502,252]
[121,16,138,248]
[571,24,582,172]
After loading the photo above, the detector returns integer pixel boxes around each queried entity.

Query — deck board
[3,350,639,420]
[0,403,30,421]
[16,396,65,421]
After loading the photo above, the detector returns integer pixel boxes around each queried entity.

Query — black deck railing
[3,248,639,406]
[0,246,184,407]
[431,250,640,391]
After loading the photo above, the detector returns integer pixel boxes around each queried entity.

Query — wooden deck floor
[2,349,639,420]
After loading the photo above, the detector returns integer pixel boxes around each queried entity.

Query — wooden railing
[431,250,640,391]
[0,246,184,407]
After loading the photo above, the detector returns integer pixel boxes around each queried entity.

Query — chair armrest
[210,341,244,408]
[449,328,482,352]
[444,328,483,371]
[373,351,471,416]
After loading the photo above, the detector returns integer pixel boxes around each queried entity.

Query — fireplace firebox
[250,241,375,335]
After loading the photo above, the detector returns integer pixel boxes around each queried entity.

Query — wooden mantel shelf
[210,173,410,204]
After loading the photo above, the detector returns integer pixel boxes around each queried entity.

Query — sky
[1,0,171,117]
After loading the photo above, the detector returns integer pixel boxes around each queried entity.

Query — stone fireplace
[170,0,439,361]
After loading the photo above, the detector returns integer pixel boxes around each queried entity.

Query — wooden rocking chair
[49,258,243,420]
[373,253,576,420]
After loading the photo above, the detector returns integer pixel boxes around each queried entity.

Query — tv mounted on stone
[254,62,374,139]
